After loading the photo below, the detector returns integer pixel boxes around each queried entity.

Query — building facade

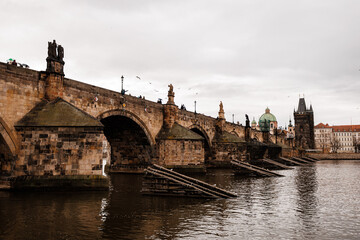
[314,123,332,152]
[315,123,360,153]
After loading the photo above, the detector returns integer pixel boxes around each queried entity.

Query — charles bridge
[0,41,292,189]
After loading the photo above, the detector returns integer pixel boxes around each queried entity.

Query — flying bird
[136,76,141,80]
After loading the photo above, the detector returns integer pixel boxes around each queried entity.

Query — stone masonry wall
[0,63,45,139]
[157,140,204,166]
[15,127,106,176]
[307,153,360,160]
[109,131,153,168]
[211,142,247,166]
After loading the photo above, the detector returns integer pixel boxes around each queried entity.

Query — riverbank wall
[307,153,360,160]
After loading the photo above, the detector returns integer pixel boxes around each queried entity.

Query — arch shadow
[188,124,211,147]
[97,109,155,146]
[189,124,212,163]
[231,130,240,137]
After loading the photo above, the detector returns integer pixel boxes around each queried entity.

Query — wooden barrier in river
[142,164,237,199]
[302,156,317,162]
[262,158,293,170]
[307,156,321,161]
[292,157,312,164]
[278,157,306,166]
[231,159,284,177]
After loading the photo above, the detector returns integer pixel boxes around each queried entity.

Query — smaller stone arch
[97,109,156,147]
[231,130,239,137]
[188,124,212,147]
[189,124,213,163]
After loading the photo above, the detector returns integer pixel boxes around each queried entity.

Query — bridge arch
[189,124,212,163]
[98,109,156,170]
[98,109,155,146]
[0,117,18,176]
[231,130,240,137]
[0,117,18,155]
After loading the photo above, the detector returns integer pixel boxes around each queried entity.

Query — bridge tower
[45,40,65,100]
[294,97,315,149]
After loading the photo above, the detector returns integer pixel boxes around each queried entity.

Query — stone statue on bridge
[48,40,57,59]
[47,40,64,62]
[46,40,65,75]
[167,84,175,105]
[219,101,223,112]
[168,84,173,93]
[58,45,64,61]
[245,114,250,128]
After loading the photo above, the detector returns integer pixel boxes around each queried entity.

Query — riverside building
[314,123,360,153]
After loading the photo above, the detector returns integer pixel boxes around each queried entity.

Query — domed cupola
[258,107,278,132]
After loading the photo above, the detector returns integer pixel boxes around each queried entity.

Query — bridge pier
[208,102,247,167]
[155,85,206,173]
[11,98,109,190]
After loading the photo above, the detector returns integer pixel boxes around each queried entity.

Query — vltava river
[1,160,360,239]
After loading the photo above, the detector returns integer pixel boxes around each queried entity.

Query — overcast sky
[1,0,360,127]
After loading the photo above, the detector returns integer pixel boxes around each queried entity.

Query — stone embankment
[307,153,360,160]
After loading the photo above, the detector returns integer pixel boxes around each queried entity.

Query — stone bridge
[0,41,291,184]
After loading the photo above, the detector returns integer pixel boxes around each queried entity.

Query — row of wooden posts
[142,156,320,199]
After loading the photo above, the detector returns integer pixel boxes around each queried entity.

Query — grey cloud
[1,0,360,126]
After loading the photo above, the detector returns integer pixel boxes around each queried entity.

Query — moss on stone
[213,131,244,143]
[156,122,204,140]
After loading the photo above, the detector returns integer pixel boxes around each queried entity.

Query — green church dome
[259,107,277,123]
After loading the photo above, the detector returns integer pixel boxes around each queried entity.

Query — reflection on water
[294,166,319,239]
[1,160,360,239]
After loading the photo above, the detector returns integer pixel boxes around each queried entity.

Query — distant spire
[309,104,313,112]
[296,97,307,113]
[288,119,293,127]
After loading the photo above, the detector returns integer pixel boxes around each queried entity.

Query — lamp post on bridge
[121,75,125,95]
[194,101,197,114]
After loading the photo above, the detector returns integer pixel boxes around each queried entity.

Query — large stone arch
[98,109,155,146]
[98,109,156,172]
[0,117,18,155]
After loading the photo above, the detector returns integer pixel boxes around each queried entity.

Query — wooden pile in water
[292,157,312,164]
[278,157,306,166]
[231,159,284,177]
[142,164,237,199]
[262,158,293,169]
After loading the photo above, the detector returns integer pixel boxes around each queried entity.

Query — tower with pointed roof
[293,97,314,149]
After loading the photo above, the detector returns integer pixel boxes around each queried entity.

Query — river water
[1,160,360,240]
